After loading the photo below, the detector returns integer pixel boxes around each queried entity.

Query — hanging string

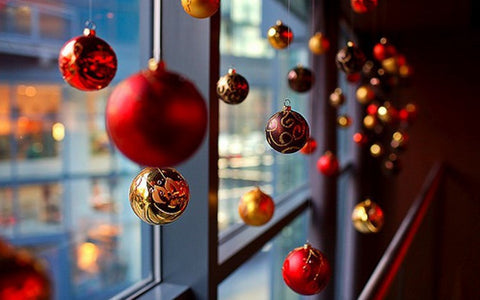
[153,0,162,62]
[285,0,292,102]
[89,0,92,22]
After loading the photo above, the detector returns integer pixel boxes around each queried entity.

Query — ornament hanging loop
[84,20,96,31]
[83,20,96,36]
[283,98,291,107]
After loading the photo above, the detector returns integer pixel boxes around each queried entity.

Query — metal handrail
[358,162,445,300]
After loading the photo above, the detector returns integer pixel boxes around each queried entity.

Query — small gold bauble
[363,115,377,129]
[129,167,190,225]
[355,85,375,105]
[337,114,353,128]
[267,20,293,50]
[181,0,220,19]
[238,187,275,226]
[329,88,345,108]
[308,32,330,55]
[351,199,384,233]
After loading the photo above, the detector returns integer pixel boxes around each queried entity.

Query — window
[0,1,153,299]
[1,1,340,299]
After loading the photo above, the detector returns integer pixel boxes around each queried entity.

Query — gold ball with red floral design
[129,167,190,225]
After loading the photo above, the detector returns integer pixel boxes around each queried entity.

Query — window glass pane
[218,212,308,300]
[218,0,310,233]
[0,1,152,299]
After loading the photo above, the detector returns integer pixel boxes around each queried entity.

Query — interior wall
[371,28,480,299]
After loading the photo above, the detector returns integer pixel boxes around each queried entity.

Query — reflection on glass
[218,0,310,234]
[0,1,151,299]
[218,212,308,300]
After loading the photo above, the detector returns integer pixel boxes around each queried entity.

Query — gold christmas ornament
[329,88,346,108]
[238,187,275,226]
[377,102,398,124]
[363,115,377,129]
[267,20,293,50]
[352,199,384,233]
[370,143,383,157]
[355,85,375,105]
[308,32,330,55]
[337,114,353,128]
[181,0,220,18]
[129,167,190,225]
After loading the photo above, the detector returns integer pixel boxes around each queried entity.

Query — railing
[358,162,445,300]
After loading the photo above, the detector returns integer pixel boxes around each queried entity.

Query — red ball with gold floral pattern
[59,28,117,91]
[282,243,331,295]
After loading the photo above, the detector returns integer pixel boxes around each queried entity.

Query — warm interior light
[52,122,65,141]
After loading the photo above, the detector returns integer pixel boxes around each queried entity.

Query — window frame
[131,1,345,299]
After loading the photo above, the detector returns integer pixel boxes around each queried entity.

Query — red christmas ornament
[398,103,418,123]
[353,132,368,146]
[346,72,361,83]
[287,65,314,93]
[317,151,339,176]
[366,103,379,116]
[336,41,366,75]
[106,60,208,167]
[217,68,249,105]
[265,102,310,154]
[282,243,331,295]
[0,240,52,300]
[300,137,317,155]
[373,38,397,61]
[59,26,117,91]
[351,0,378,14]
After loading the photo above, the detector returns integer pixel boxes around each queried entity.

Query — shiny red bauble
[0,240,52,300]
[106,60,208,167]
[317,151,339,176]
[59,28,117,91]
[300,137,317,155]
[282,243,331,295]
[353,132,369,146]
[373,38,397,62]
[287,65,314,93]
[351,0,378,14]
[265,104,309,154]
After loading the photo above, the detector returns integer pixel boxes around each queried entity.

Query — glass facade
[218,212,308,300]
[218,0,311,234]
[0,1,152,299]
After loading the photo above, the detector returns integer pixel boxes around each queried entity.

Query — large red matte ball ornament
[317,151,339,176]
[300,137,317,155]
[287,65,314,93]
[0,240,52,300]
[351,0,378,14]
[373,38,397,61]
[282,243,331,295]
[336,41,366,75]
[181,0,220,18]
[106,60,208,167]
[59,27,117,91]
[265,102,310,154]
